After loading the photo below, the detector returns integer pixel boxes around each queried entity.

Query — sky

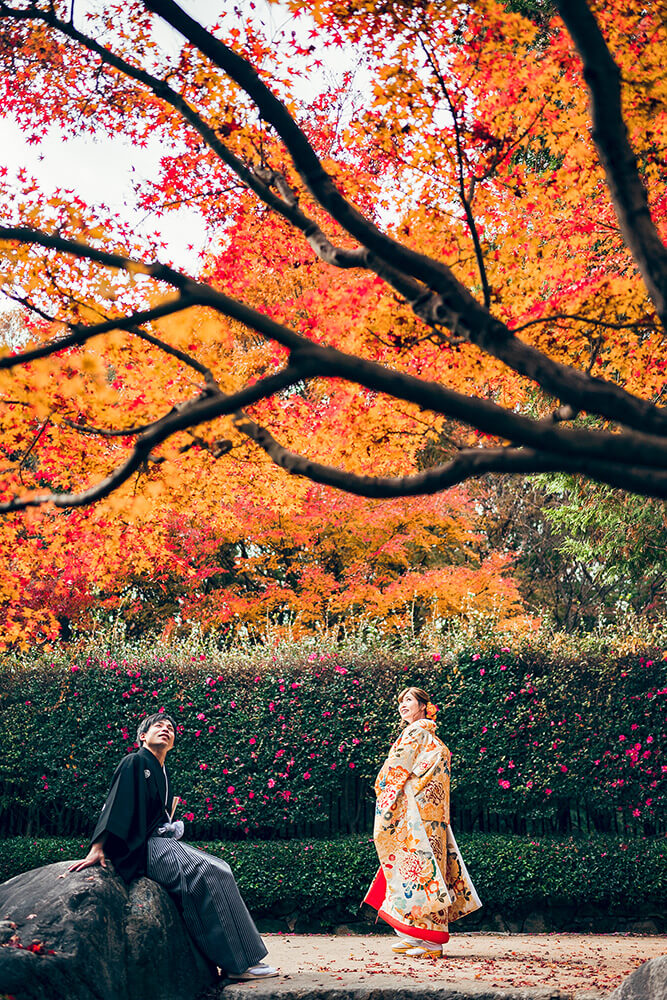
[0,0,350,284]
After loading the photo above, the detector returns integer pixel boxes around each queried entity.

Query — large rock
[608,956,667,1000]
[0,860,215,1000]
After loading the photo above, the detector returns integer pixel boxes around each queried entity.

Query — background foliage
[1,0,667,646]
[1,625,664,839]
[1,833,664,930]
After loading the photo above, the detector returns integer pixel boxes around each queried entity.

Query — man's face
[140,718,175,754]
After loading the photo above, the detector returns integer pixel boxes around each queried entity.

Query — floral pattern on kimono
[363,718,482,943]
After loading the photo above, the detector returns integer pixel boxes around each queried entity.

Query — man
[68,712,277,981]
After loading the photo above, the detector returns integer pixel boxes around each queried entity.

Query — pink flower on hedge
[632,808,641,817]
[303,771,311,780]
[432,654,441,662]
[335,666,348,674]
[183,812,195,821]
[349,762,355,769]
[227,786,235,794]
[249,737,256,745]
[498,779,510,789]
[199,763,208,770]
[544,788,553,795]
[618,734,626,741]
[560,765,568,772]
[472,654,480,661]
[70,665,79,672]
[248,791,255,799]
[267,778,276,788]
[197,713,206,720]
[479,669,485,676]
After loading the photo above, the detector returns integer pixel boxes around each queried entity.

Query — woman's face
[398,691,426,724]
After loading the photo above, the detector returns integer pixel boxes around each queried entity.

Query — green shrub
[1,834,664,923]
[0,630,664,837]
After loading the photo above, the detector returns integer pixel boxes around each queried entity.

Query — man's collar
[139,743,168,767]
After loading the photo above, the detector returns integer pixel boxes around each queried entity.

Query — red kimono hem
[363,867,450,945]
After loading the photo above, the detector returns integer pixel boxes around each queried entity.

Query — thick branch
[5,4,667,442]
[305,345,667,471]
[141,0,667,438]
[556,0,667,327]
[235,416,667,500]
[10,226,667,453]
[0,296,199,369]
[6,226,667,472]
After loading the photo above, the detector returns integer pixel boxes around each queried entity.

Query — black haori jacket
[90,746,170,882]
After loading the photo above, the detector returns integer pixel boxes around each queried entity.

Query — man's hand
[65,840,107,874]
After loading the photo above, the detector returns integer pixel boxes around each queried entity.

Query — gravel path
[234,932,666,998]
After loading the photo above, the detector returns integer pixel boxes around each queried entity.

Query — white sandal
[391,937,415,953]
[228,963,279,980]
[405,945,443,959]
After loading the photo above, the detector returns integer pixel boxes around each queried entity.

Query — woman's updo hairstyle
[397,686,437,719]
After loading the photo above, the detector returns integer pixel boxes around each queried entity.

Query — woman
[364,687,481,958]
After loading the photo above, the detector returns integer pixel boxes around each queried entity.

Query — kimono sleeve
[375,724,429,816]
[90,753,149,881]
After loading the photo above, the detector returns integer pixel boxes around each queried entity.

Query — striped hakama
[146,837,267,975]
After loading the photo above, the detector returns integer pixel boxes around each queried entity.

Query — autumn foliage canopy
[0,0,665,645]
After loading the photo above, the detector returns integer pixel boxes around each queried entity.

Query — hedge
[1,834,665,926]
[0,631,664,837]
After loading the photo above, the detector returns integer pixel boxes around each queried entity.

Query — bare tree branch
[139,0,667,437]
[1,0,667,510]
[5,227,667,474]
[0,364,309,512]
[235,415,667,500]
[556,0,667,327]
[511,313,657,335]
[417,34,491,308]
[0,296,200,369]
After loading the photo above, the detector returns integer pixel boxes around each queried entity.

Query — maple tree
[1,376,525,646]
[0,0,666,651]
[0,0,664,516]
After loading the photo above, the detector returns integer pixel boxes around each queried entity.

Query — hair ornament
[426,701,437,719]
